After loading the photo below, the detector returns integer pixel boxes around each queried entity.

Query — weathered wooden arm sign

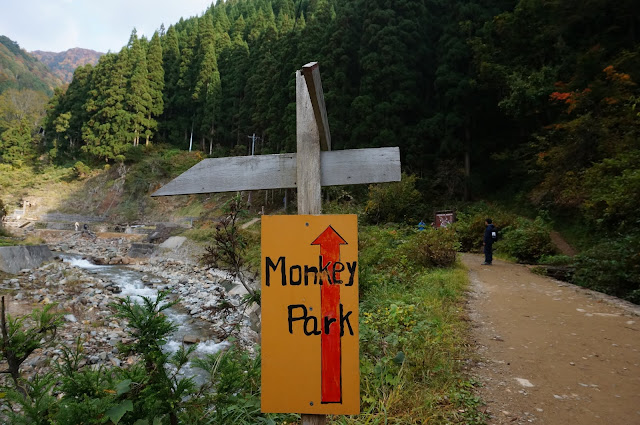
[150,147,400,197]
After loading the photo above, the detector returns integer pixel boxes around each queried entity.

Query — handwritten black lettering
[287,304,321,335]
[332,261,345,284]
[266,256,286,286]
[289,265,302,285]
[304,265,318,285]
[324,316,337,334]
[287,304,354,337]
[318,255,333,285]
[340,304,354,336]
[346,261,357,286]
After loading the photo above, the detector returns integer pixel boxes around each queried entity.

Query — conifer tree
[231,15,247,40]
[43,64,93,159]
[351,0,429,152]
[176,20,199,148]
[146,31,165,145]
[218,34,250,147]
[160,25,181,144]
[82,50,132,161]
[0,118,35,166]
[193,16,222,153]
[127,30,152,147]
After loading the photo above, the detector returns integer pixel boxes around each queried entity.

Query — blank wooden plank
[151,154,297,196]
[321,147,401,186]
[302,62,331,152]
[151,147,401,197]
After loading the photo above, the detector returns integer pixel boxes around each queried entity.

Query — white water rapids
[61,254,230,360]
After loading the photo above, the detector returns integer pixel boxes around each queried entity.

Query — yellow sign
[261,214,359,415]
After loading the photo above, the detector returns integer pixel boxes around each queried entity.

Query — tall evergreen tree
[44,64,94,157]
[82,51,132,161]
[127,30,152,147]
[146,31,165,145]
[193,16,222,153]
[218,34,250,147]
[351,0,430,155]
[159,25,181,144]
[176,20,199,148]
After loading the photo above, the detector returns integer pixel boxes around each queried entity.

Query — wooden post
[296,69,322,216]
[296,68,327,425]
[302,414,327,425]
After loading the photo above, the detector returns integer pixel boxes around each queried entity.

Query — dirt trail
[463,253,640,425]
[549,231,577,257]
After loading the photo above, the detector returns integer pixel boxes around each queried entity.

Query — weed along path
[462,253,640,425]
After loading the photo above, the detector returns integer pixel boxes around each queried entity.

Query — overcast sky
[0,0,214,53]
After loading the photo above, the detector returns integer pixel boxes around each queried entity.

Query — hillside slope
[0,35,63,95]
[31,48,103,83]
[0,150,241,226]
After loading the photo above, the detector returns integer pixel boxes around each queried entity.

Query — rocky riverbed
[0,231,260,380]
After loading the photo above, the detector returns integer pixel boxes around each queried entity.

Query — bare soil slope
[463,254,640,424]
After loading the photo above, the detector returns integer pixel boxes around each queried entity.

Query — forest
[1,0,640,298]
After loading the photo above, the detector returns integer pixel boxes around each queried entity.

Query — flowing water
[60,254,229,378]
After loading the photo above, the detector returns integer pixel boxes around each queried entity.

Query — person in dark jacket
[483,218,496,265]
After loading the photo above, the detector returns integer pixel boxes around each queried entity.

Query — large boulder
[128,243,156,258]
[159,236,187,250]
[0,245,53,274]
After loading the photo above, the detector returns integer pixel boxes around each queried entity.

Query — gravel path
[463,253,640,424]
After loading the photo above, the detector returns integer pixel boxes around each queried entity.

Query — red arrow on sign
[312,225,347,403]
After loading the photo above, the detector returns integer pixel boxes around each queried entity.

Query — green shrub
[538,254,574,266]
[364,174,421,224]
[453,203,518,252]
[573,234,640,302]
[500,217,556,263]
[123,145,145,163]
[402,227,460,268]
[1,374,57,425]
[0,300,62,389]
[358,225,414,295]
[73,161,91,179]
[0,288,289,425]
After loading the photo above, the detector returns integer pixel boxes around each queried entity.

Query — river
[60,254,230,372]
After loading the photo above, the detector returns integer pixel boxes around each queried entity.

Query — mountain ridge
[0,35,63,95]
[31,48,104,83]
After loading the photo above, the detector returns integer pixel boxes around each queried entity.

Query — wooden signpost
[152,62,402,424]
[261,214,359,415]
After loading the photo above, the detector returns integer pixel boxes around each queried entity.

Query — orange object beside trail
[261,214,359,415]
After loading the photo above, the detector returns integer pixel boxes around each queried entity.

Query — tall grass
[333,225,485,424]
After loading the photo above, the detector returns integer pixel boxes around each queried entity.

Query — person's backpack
[491,228,499,242]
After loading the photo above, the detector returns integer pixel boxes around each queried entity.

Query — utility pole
[247,133,260,210]
[248,133,257,156]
